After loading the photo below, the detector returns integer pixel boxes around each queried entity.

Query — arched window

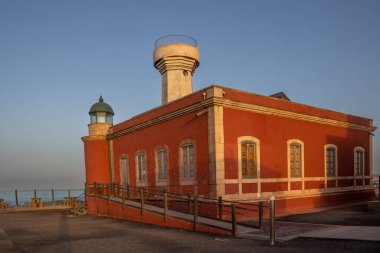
[155,146,169,182]
[288,140,304,178]
[238,136,260,180]
[179,140,196,182]
[325,145,337,178]
[119,155,129,185]
[135,151,147,184]
[241,141,257,178]
[354,147,365,176]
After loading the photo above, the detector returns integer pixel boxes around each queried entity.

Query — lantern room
[89,95,114,124]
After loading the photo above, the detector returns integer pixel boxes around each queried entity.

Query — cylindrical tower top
[153,35,200,104]
[155,35,197,48]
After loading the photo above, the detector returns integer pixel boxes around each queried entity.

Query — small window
[97,112,106,123]
[326,147,337,177]
[119,156,129,185]
[182,144,195,180]
[90,113,97,124]
[290,143,302,178]
[137,152,146,183]
[354,148,364,176]
[156,149,168,181]
[241,141,257,178]
[106,113,113,124]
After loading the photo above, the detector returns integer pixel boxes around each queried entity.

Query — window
[238,136,261,184]
[241,141,257,178]
[289,142,302,178]
[106,113,113,124]
[354,148,364,176]
[326,146,337,177]
[90,113,97,124]
[119,156,129,185]
[179,140,196,181]
[136,152,146,183]
[156,148,168,181]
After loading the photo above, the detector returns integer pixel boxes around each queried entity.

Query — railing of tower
[155,35,198,48]
[86,182,276,243]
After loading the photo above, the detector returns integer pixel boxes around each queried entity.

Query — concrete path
[299,226,380,241]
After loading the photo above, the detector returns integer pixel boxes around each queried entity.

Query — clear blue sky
[0,0,379,190]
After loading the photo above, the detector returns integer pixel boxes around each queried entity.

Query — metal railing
[86,183,276,244]
[155,35,197,48]
[0,188,85,209]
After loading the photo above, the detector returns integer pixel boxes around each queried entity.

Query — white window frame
[119,154,129,185]
[155,145,169,186]
[179,139,197,185]
[237,136,261,196]
[287,139,305,190]
[354,146,365,177]
[135,151,147,186]
[324,144,338,178]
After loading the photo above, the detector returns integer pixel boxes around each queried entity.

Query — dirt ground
[1,208,380,253]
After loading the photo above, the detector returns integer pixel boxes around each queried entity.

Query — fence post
[84,183,87,207]
[34,189,37,198]
[126,184,130,199]
[164,192,168,222]
[259,201,264,229]
[218,196,223,220]
[107,184,110,205]
[121,186,125,210]
[269,196,276,246]
[193,197,198,231]
[231,204,237,236]
[188,193,192,214]
[140,189,144,215]
[15,189,19,208]
[94,182,97,197]
[51,189,55,206]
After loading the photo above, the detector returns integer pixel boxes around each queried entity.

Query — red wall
[84,139,110,183]
[223,107,370,188]
[111,110,210,195]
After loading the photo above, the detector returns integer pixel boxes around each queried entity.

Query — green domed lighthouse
[89,95,114,124]
[87,95,114,137]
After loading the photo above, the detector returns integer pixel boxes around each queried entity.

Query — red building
[83,36,376,212]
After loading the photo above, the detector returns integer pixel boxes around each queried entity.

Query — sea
[0,189,84,206]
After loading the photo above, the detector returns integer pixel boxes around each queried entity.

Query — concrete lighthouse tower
[82,96,114,184]
[153,35,200,104]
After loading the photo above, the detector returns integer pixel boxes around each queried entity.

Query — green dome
[89,96,114,115]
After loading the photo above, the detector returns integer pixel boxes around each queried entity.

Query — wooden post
[107,184,110,205]
[259,201,264,229]
[269,196,276,246]
[140,189,144,215]
[188,193,192,214]
[218,196,223,220]
[94,182,97,197]
[15,189,19,208]
[34,189,37,198]
[231,204,237,236]
[84,183,87,207]
[164,192,168,222]
[193,197,198,231]
[51,189,55,206]
[121,187,125,210]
